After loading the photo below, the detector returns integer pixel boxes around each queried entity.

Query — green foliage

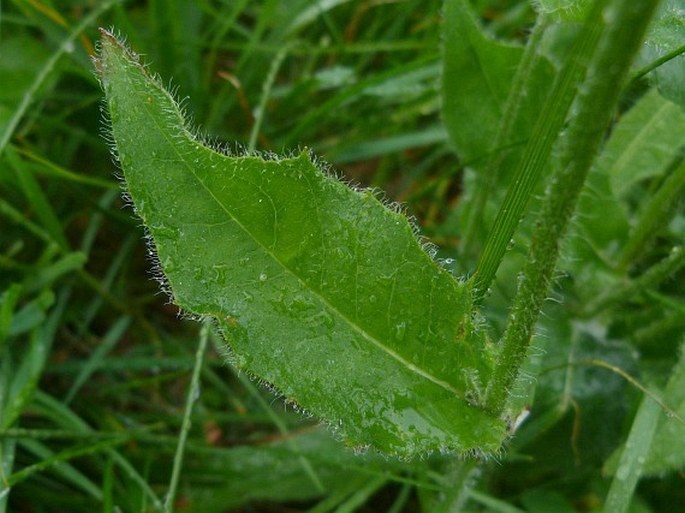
[97,30,506,456]
[638,0,685,107]
[1,0,685,512]
[442,0,523,168]
[534,0,593,21]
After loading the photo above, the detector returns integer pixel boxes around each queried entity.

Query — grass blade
[471,0,606,300]
[0,0,122,157]
[602,392,661,513]
[163,322,209,512]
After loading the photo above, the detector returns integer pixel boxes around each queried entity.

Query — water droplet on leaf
[394,322,407,341]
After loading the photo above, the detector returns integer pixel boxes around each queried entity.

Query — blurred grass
[0,1,458,511]
[0,1,684,512]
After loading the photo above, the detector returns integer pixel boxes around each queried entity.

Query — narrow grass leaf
[7,289,54,342]
[638,341,685,475]
[6,146,69,250]
[14,146,116,190]
[602,392,661,513]
[0,0,121,157]
[96,29,506,456]
[2,292,67,429]
[14,438,104,500]
[467,490,527,513]
[26,252,87,294]
[103,456,115,513]
[33,391,164,510]
[333,475,387,513]
[9,438,124,490]
[164,322,209,512]
[620,158,685,268]
[0,284,22,348]
[534,0,592,21]
[329,126,447,164]
[471,0,606,299]
[285,0,353,35]
[64,316,132,404]
[0,440,16,513]
[458,15,554,256]
[281,57,439,148]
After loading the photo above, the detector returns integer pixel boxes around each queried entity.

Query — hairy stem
[484,0,662,416]
[435,458,480,513]
[460,14,550,259]
[472,0,606,302]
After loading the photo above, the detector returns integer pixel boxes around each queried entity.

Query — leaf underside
[96,29,506,457]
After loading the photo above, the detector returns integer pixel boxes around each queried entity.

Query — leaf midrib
[133,85,465,400]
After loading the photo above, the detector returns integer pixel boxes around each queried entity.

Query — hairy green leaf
[96,29,507,457]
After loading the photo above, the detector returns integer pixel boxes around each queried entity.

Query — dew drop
[290,295,314,313]
[213,265,227,281]
[615,463,630,481]
[320,311,335,329]
[259,272,268,282]
[394,321,407,342]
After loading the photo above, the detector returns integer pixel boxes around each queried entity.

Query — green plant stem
[483,0,662,417]
[435,458,480,513]
[619,157,685,269]
[248,42,293,152]
[631,42,685,82]
[164,322,209,513]
[634,310,685,347]
[460,14,550,258]
[581,246,685,318]
[472,0,606,301]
